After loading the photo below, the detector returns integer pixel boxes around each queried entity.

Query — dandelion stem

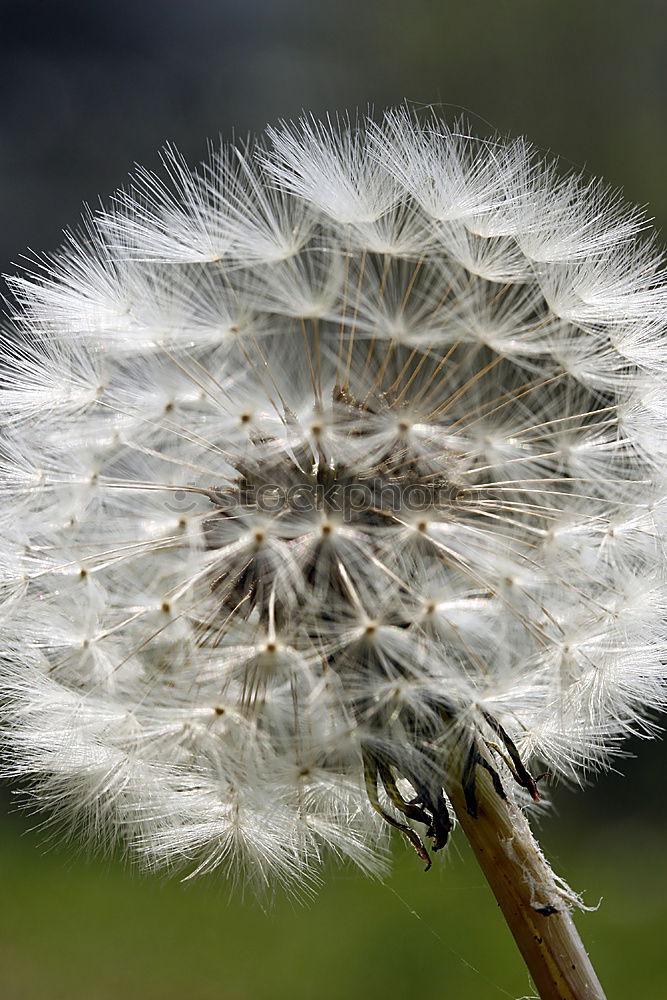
[444,749,607,1000]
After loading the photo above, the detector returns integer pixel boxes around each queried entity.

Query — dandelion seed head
[1,108,667,890]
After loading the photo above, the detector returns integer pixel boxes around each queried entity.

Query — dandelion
[2,108,666,999]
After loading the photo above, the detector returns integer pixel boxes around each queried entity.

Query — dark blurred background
[1,2,665,997]
[3,0,667,271]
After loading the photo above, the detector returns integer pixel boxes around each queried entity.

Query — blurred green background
[1,810,665,1000]
[1,1,666,997]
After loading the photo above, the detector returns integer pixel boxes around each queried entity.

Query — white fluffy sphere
[1,109,666,888]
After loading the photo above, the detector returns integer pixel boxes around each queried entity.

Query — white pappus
[1,108,666,894]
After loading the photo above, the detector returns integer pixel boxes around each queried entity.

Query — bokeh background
[1,1,666,997]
